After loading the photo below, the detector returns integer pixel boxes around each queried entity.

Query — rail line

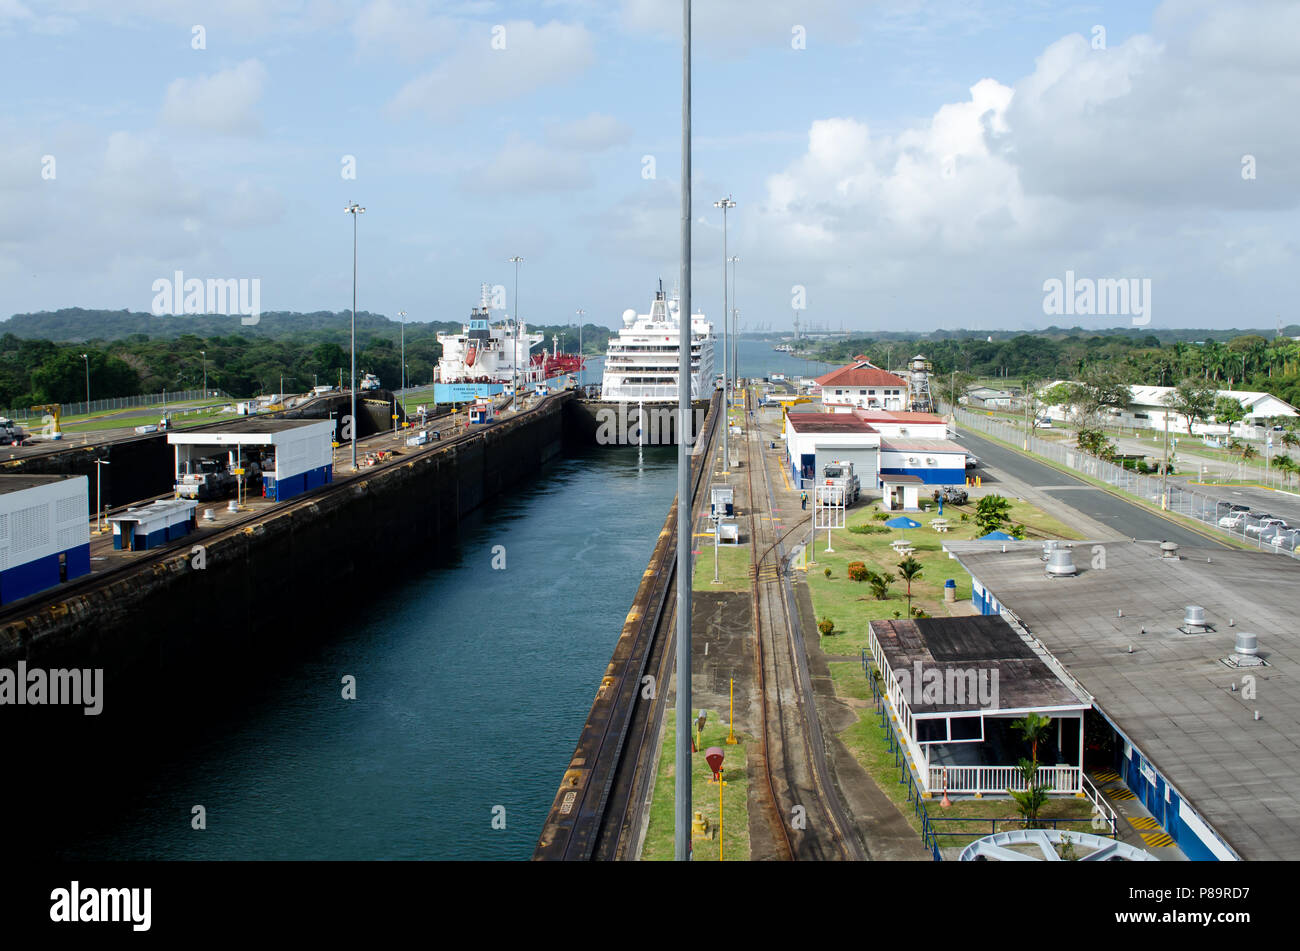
[533,391,722,861]
[744,385,865,861]
[0,397,541,625]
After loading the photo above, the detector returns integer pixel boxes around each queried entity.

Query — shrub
[847,561,869,583]
[849,524,889,535]
[872,512,889,521]
[818,617,835,636]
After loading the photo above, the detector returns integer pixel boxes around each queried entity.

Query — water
[58,443,677,861]
[734,338,834,381]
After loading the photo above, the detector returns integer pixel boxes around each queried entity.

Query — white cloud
[161,59,267,135]
[544,113,631,151]
[351,0,459,62]
[463,135,592,194]
[387,20,595,119]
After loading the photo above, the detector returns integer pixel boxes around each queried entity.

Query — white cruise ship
[600,283,715,402]
[435,284,543,385]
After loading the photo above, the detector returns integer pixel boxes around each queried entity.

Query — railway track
[744,385,865,861]
[533,392,722,861]
[0,397,542,625]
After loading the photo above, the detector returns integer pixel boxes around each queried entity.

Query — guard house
[469,402,495,425]
[108,499,197,552]
[168,419,334,504]
[867,615,1091,798]
[880,473,924,512]
[0,474,92,606]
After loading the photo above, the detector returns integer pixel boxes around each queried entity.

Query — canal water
[53,340,830,861]
[58,442,678,861]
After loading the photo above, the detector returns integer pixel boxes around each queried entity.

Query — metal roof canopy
[871,615,1085,717]
[944,538,1300,861]
[167,419,332,447]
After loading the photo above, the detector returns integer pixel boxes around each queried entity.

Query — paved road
[954,426,1232,550]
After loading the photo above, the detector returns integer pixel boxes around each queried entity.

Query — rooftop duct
[1042,540,1058,562]
[1180,605,1214,635]
[1223,631,1267,669]
[1045,549,1077,578]
[1160,541,1179,559]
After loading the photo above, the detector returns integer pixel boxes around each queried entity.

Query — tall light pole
[345,200,365,470]
[728,255,740,390]
[713,196,735,470]
[676,0,693,863]
[509,256,523,412]
[575,308,586,359]
[201,350,207,396]
[93,458,110,534]
[398,310,407,396]
[81,353,90,410]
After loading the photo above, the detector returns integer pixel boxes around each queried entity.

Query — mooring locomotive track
[533,391,722,861]
[744,386,865,861]
[0,396,539,625]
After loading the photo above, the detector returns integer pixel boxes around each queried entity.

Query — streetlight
[676,0,694,863]
[345,200,366,470]
[728,255,740,391]
[575,308,586,361]
[509,256,523,412]
[713,195,735,470]
[201,350,207,397]
[397,309,407,397]
[93,458,110,534]
[81,353,90,409]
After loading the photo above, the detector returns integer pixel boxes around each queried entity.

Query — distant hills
[0,308,462,343]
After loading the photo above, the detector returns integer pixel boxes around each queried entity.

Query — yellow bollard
[692,810,709,837]
[725,679,738,745]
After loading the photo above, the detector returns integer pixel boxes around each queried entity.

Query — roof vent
[1222,631,1267,668]
[1160,541,1179,559]
[1042,540,1058,561]
[1045,549,1077,577]
[1180,605,1214,635]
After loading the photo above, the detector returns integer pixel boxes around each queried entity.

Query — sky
[2,0,1299,335]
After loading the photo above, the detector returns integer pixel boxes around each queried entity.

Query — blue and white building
[0,475,91,605]
[168,419,334,504]
[108,499,197,552]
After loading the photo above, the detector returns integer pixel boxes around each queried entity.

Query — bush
[818,617,835,636]
[847,561,870,582]
[849,524,889,535]
[872,512,889,521]
[824,567,832,578]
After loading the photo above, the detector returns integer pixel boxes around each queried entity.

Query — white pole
[675,0,693,863]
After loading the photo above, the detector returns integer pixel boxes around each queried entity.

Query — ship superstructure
[600,282,714,402]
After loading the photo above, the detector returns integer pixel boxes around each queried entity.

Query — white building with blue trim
[0,475,91,606]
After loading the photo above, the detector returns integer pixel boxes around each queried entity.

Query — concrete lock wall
[0,395,567,696]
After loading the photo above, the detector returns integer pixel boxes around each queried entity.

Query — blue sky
[3,0,1298,333]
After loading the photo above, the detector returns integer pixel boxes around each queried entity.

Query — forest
[0,309,612,409]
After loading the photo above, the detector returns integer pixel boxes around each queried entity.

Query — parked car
[1273,529,1300,552]
[1250,517,1288,540]
[1217,512,1248,529]
[1258,521,1290,544]
[1035,417,1053,429]
[965,454,980,470]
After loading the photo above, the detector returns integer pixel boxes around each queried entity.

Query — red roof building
[814,359,909,412]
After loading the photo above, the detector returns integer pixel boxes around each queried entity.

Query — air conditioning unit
[925,457,936,465]
[908,457,919,465]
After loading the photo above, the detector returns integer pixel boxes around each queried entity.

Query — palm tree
[1011,712,1053,768]
[866,569,894,601]
[1009,759,1050,829]
[896,556,923,616]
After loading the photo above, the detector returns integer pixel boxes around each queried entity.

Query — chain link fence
[1,389,223,423]
[955,408,1300,561]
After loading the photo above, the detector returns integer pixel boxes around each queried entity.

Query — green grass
[802,498,1078,654]
[642,711,752,861]
[692,541,751,591]
[827,661,872,701]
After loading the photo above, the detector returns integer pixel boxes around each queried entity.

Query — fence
[955,408,1300,562]
[2,389,222,423]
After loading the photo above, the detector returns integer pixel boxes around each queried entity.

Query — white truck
[821,461,861,505]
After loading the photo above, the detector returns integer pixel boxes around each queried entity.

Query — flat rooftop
[880,438,967,453]
[871,615,1083,715]
[0,474,77,495]
[785,414,876,434]
[168,418,332,444]
[945,539,1300,861]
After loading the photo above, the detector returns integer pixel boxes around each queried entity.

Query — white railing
[1081,773,1118,834]
[929,764,1081,795]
